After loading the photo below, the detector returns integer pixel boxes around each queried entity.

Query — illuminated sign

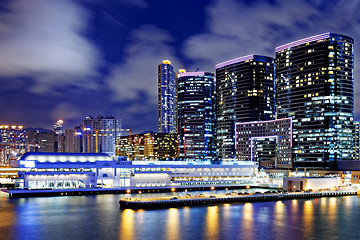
[19,160,36,168]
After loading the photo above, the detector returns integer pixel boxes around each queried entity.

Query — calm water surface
[1,189,360,240]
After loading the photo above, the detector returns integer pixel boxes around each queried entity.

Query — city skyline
[2,0,360,134]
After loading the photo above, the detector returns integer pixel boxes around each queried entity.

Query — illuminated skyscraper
[54,120,64,135]
[215,55,275,161]
[158,60,177,133]
[276,33,354,169]
[354,121,360,161]
[177,71,216,160]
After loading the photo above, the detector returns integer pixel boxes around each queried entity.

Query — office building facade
[215,55,275,161]
[116,132,178,160]
[276,33,354,169]
[158,60,177,133]
[235,118,292,169]
[354,121,360,161]
[177,72,216,160]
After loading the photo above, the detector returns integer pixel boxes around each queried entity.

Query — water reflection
[241,203,254,239]
[166,208,180,240]
[205,206,219,240]
[327,197,337,232]
[273,201,286,238]
[0,205,15,228]
[2,192,360,240]
[303,200,313,239]
[119,209,134,240]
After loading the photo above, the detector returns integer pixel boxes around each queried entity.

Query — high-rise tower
[276,33,354,169]
[158,60,177,134]
[54,120,64,135]
[177,71,216,160]
[215,55,275,161]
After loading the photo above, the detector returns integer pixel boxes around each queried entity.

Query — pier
[119,190,358,209]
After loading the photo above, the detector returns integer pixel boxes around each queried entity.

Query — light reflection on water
[120,209,134,240]
[1,191,360,240]
[205,205,219,240]
[242,203,254,239]
[273,201,286,238]
[166,208,180,240]
[303,200,313,239]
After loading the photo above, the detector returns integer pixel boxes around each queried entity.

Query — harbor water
[1,189,360,240]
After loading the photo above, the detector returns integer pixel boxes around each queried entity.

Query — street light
[138,191,142,201]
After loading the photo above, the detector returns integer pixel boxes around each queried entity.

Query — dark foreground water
[1,190,360,240]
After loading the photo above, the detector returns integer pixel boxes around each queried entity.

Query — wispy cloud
[51,102,83,123]
[0,0,101,93]
[106,25,182,104]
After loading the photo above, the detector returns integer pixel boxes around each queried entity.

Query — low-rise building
[235,118,292,169]
[283,177,340,191]
[16,152,258,189]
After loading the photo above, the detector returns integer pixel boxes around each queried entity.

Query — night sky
[1,0,360,133]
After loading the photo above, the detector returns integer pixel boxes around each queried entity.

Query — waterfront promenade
[3,182,279,198]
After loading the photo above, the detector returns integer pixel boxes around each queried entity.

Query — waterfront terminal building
[15,152,258,190]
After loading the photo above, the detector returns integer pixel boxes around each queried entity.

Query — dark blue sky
[1,0,360,133]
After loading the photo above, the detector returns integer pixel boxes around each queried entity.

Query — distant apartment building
[64,128,82,153]
[215,55,275,161]
[116,132,178,160]
[276,33,354,169]
[158,60,177,133]
[81,116,122,156]
[26,130,65,153]
[177,71,216,160]
[235,118,292,169]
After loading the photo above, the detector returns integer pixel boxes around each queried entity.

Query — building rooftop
[20,152,112,162]
[275,32,335,52]
[177,72,213,78]
[215,55,274,69]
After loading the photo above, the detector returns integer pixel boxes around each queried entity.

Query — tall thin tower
[158,60,177,133]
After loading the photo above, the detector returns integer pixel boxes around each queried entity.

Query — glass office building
[177,72,216,160]
[158,60,177,134]
[215,55,275,161]
[276,33,354,169]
